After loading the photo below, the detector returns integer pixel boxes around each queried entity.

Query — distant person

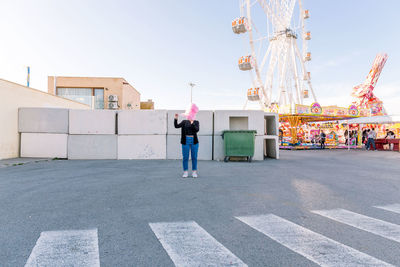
[385,129,396,150]
[320,130,326,149]
[349,130,354,145]
[350,130,357,145]
[366,128,376,150]
[344,129,349,145]
[365,129,370,149]
[353,130,358,145]
[362,129,368,146]
[174,103,200,178]
[279,128,284,144]
[385,129,396,139]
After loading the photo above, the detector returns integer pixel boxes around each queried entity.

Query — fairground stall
[279,103,370,149]
[347,115,400,151]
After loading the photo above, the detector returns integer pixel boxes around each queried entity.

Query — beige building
[48,76,141,110]
[0,79,89,160]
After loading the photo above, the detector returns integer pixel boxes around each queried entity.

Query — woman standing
[174,104,200,178]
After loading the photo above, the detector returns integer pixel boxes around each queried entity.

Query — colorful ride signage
[293,103,370,117]
[348,105,359,116]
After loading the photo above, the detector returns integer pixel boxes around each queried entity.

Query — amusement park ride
[233,0,317,110]
[232,0,388,116]
[232,1,390,146]
[352,53,388,116]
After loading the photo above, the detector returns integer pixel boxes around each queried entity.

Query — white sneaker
[182,171,188,178]
[192,171,198,178]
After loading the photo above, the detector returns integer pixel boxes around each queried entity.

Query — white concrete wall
[21,133,68,158]
[167,135,212,160]
[117,110,167,159]
[0,79,89,160]
[118,110,167,135]
[68,135,117,159]
[69,110,116,135]
[213,110,265,136]
[15,106,279,160]
[212,111,279,161]
[19,108,69,133]
[118,135,166,159]
[213,110,265,161]
[264,113,279,136]
[254,136,264,161]
[213,135,224,161]
[263,136,279,159]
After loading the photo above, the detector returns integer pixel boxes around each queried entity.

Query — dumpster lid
[222,130,257,134]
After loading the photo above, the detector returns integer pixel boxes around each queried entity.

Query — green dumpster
[222,130,256,162]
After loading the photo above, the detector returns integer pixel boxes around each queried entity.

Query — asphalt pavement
[1,150,399,266]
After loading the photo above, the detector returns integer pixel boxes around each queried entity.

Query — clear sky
[1,0,399,113]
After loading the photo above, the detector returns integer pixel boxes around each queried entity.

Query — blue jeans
[182,137,198,171]
[366,138,376,150]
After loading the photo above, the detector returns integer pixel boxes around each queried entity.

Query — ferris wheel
[232,0,317,110]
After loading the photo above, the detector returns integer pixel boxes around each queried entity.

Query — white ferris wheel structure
[233,0,317,111]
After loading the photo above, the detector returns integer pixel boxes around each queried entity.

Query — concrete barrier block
[263,135,279,159]
[214,110,264,135]
[213,135,225,161]
[167,110,213,135]
[68,135,117,159]
[254,136,265,161]
[118,135,166,159]
[18,108,69,133]
[69,110,116,134]
[167,135,212,160]
[21,133,67,158]
[264,113,279,136]
[118,110,167,135]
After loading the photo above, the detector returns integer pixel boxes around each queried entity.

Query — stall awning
[348,115,400,124]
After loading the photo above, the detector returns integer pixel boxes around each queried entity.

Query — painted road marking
[312,209,400,243]
[149,221,247,267]
[25,229,100,267]
[236,214,393,267]
[374,203,400,215]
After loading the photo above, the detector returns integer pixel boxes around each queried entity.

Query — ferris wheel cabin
[305,52,311,61]
[238,56,253,71]
[304,10,310,19]
[247,88,260,101]
[232,17,248,34]
[303,89,309,98]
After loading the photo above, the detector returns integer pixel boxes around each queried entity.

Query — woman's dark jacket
[174,119,200,145]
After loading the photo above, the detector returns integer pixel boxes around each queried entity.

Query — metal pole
[27,66,30,87]
[189,82,196,103]
[54,76,57,94]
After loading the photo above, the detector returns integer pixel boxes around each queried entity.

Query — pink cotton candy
[182,103,199,121]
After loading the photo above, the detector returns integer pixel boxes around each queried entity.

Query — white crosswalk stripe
[25,229,100,267]
[21,205,400,266]
[312,208,400,243]
[236,214,393,267]
[149,221,247,267]
[374,203,400,215]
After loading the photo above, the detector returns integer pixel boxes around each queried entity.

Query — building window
[57,88,104,109]
[94,89,104,109]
